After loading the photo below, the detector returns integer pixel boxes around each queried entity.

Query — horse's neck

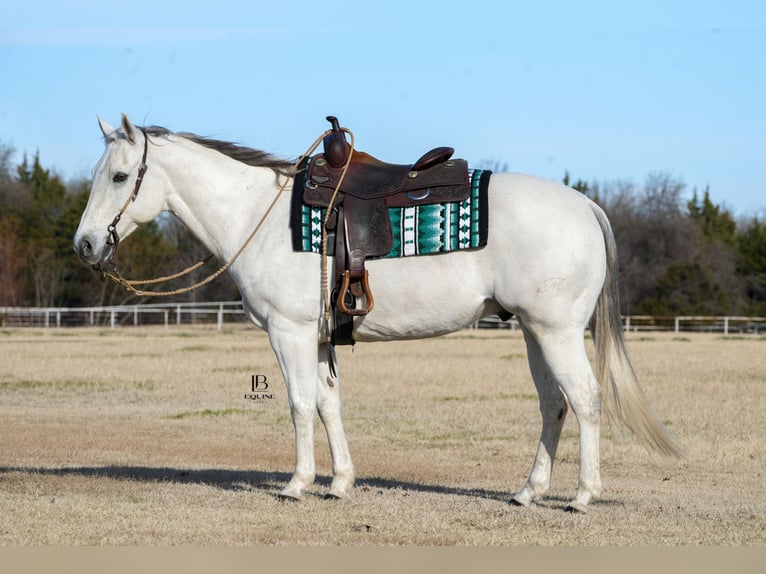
[159,140,287,261]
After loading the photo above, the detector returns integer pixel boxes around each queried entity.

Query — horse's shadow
[0,465,609,510]
[0,464,508,502]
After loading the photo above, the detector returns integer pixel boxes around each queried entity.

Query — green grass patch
[134,381,156,391]
[397,426,516,445]
[437,392,536,402]
[442,334,516,341]
[672,337,692,342]
[506,392,537,401]
[179,345,213,352]
[0,378,102,390]
[500,353,525,361]
[167,408,252,420]
[212,366,259,373]
[0,377,156,392]
[0,379,49,390]
[94,330,147,338]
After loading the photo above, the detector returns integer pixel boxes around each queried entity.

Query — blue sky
[1,1,765,216]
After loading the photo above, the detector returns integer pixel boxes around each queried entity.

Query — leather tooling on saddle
[290,116,491,345]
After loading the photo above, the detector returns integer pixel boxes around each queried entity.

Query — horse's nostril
[79,238,93,258]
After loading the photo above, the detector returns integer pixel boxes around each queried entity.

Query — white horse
[74,114,680,512]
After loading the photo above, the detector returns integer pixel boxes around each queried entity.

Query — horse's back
[352,173,608,341]
[488,172,603,243]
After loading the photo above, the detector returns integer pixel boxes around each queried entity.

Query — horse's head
[74,113,167,267]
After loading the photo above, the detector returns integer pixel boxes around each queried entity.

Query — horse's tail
[589,204,682,457]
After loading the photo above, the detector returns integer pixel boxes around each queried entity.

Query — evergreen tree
[637,258,730,315]
[736,218,766,315]
[687,186,736,244]
[563,170,591,195]
[13,153,70,306]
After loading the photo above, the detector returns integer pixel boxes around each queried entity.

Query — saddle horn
[323,116,349,168]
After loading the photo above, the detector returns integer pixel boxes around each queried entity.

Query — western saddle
[299,116,471,323]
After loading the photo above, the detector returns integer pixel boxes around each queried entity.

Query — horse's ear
[98,115,116,140]
[120,113,137,144]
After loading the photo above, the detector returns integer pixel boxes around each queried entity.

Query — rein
[98,125,354,312]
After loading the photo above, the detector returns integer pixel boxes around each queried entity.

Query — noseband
[94,128,149,272]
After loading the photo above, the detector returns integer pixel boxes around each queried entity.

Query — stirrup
[337,270,374,316]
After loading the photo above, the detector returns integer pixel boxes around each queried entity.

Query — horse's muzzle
[74,234,112,266]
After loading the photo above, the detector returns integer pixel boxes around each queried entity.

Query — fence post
[176,305,182,325]
[110,309,116,329]
[674,317,680,333]
[217,303,224,331]
[724,317,729,336]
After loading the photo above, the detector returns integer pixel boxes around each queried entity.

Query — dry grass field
[0,325,764,545]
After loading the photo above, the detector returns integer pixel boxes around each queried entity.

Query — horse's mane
[142,125,295,176]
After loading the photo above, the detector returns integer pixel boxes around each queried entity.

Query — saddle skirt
[292,167,491,258]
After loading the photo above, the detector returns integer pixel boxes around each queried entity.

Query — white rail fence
[0,301,247,330]
[622,315,766,335]
[477,314,765,334]
[1,303,765,334]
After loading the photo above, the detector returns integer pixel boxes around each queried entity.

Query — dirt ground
[0,326,763,545]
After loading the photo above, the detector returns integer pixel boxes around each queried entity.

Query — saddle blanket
[291,168,491,258]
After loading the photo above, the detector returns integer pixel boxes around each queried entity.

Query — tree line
[1,143,764,316]
[0,145,240,308]
[563,171,765,316]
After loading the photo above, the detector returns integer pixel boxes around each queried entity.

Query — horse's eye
[113,172,128,183]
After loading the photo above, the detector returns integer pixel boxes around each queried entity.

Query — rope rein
[101,126,354,309]
[320,130,354,326]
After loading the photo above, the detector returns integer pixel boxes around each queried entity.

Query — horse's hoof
[277,489,302,502]
[325,484,352,500]
[326,474,354,500]
[565,501,589,514]
[509,494,532,508]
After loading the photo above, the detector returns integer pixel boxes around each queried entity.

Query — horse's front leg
[317,342,355,499]
[268,325,321,500]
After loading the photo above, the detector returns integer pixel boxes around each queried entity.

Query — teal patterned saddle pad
[291,168,490,258]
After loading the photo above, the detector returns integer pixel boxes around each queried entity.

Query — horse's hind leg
[317,343,355,499]
[513,325,602,512]
[511,326,569,507]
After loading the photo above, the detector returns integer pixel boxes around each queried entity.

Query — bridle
[94,127,149,273]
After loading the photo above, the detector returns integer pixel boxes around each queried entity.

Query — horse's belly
[350,251,500,342]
